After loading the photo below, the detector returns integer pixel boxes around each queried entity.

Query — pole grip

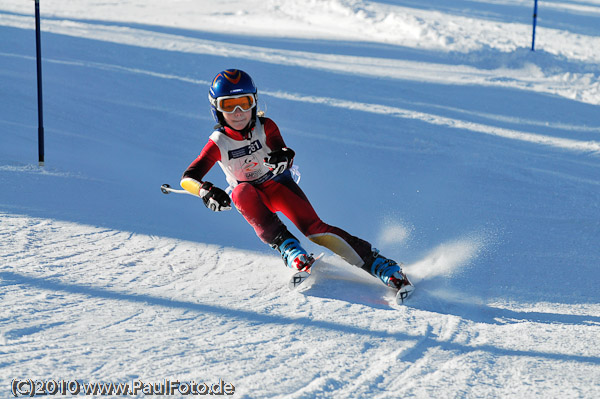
[161,184,196,195]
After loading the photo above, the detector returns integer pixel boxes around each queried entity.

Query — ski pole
[160,183,195,196]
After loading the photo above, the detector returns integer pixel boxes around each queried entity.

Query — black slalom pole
[34,0,45,166]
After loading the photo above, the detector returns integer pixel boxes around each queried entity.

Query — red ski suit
[182,117,372,267]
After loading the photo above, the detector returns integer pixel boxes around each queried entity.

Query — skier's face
[222,107,252,131]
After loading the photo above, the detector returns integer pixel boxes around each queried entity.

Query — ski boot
[271,230,315,272]
[363,249,414,302]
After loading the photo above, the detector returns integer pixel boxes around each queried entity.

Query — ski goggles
[215,94,256,113]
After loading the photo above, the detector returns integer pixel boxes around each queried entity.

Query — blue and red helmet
[208,69,258,125]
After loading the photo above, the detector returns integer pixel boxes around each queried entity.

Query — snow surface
[1,0,599,397]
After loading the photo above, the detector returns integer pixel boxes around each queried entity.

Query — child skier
[180,69,413,297]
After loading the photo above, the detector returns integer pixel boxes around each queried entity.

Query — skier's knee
[301,219,328,237]
[231,182,255,206]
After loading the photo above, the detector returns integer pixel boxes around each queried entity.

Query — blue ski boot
[363,249,413,292]
[271,230,315,272]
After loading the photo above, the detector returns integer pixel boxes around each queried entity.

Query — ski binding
[288,253,325,290]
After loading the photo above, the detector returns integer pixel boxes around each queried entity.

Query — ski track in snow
[2,49,599,155]
[2,12,600,108]
[2,213,599,398]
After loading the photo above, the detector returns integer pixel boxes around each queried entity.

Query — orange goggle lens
[217,95,256,113]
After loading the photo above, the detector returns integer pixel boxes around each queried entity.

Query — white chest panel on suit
[209,119,274,189]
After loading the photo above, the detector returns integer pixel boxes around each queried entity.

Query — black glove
[264,147,295,175]
[199,182,232,212]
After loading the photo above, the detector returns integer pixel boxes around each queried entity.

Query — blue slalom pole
[35,0,45,166]
[531,0,538,51]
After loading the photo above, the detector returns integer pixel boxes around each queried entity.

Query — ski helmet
[208,69,258,126]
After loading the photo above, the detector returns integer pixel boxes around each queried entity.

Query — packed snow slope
[1,1,599,398]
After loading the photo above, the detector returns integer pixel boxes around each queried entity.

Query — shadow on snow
[2,270,598,366]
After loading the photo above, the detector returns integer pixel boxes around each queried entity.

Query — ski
[394,276,415,305]
[288,253,325,290]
